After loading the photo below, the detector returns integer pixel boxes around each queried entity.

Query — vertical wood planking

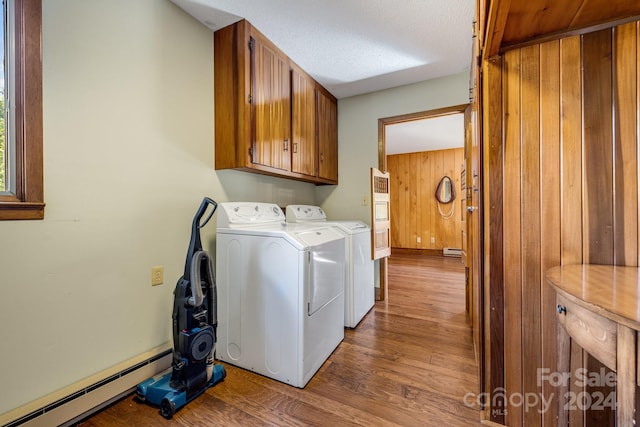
[455,148,465,236]
[388,155,400,248]
[520,44,543,425]
[560,36,584,266]
[409,153,418,248]
[582,29,614,265]
[431,150,438,249]
[484,57,505,425]
[613,22,639,266]
[431,150,442,248]
[581,30,613,415]
[400,155,409,248]
[491,19,640,426]
[420,151,431,249]
[539,39,561,427]
[415,152,422,249]
[503,48,523,426]
[387,149,463,250]
[440,149,457,247]
[429,151,437,248]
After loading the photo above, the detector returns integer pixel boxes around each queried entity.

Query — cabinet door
[316,89,338,182]
[251,36,291,171]
[291,66,316,176]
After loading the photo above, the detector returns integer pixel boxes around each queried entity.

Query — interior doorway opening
[377,103,469,258]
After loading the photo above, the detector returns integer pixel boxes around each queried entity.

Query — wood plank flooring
[78,253,481,426]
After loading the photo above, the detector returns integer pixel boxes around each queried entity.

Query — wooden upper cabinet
[316,88,338,183]
[251,35,291,171]
[291,64,316,177]
[214,19,338,185]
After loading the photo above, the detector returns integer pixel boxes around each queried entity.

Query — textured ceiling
[171,0,475,99]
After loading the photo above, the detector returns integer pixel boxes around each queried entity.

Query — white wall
[0,0,315,416]
[0,0,470,417]
[316,72,470,224]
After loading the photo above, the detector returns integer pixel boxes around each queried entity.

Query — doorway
[378,102,485,410]
[376,103,468,307]
[377,104,476,314]
[377,104,469,258]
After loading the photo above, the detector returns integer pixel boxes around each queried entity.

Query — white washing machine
[215,202,346,388]
[286,205,374,328]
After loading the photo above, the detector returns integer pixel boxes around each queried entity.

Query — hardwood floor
[78,253,481,426]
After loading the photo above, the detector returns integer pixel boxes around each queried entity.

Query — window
[0,1,8,194]
[0,0,43,220]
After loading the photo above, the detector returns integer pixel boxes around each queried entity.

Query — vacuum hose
[187,250,217,382]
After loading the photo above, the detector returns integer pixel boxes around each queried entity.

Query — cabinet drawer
[556,294,617,371]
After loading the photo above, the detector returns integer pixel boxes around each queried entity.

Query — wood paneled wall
[387,148,464,250]
[484,21,640,426]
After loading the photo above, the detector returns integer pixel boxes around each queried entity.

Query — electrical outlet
[431,237,436,244]
[416,236,421,243]
[361,195,367,206]
[151,266,164,286]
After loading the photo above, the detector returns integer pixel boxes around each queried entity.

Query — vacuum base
[136,363,226,419]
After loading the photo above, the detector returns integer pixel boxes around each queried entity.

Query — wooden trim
[376,118,387,300]
[483,0,511,59]
[378,104,469,128]
[499,14,640,55]
[539,38,561,427]
[376,104,470,301]
[391,248,444,257]
[378,106,469,170]
[379,257,388,302]
[502,47,522,426]
[0,0,44,220]
[483,56,504,424]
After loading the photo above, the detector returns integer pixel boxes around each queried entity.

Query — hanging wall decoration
[435,175,456,218]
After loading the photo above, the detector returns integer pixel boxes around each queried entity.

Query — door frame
[377,103,470,167]
[376,103,470,300]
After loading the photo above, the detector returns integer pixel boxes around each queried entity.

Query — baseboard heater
[443,247,462,257]
[2,348,172,427]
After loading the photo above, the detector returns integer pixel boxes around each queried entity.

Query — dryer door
[306,237,345,315]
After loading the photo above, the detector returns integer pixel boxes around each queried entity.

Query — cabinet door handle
[293,142,298,153]
[284,139,289,151]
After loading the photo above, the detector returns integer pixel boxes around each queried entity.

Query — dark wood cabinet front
[214,19,338,185]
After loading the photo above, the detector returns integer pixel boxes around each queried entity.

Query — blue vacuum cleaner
[136,197,226,419]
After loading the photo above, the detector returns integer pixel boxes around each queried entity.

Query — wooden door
[462,125,471,319]
[316,89,338,182]
[468,105,482,343]
[371,167,391,301]
[250,36,291,171]
[291,65,316,176]
[371,168,391,260]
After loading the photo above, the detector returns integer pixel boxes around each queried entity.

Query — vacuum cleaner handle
[184,197,217,278]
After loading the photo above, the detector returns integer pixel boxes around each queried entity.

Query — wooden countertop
[546,264,640,330]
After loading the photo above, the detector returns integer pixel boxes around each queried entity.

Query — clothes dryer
[216,202,345,387]
[286,205,374,328]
